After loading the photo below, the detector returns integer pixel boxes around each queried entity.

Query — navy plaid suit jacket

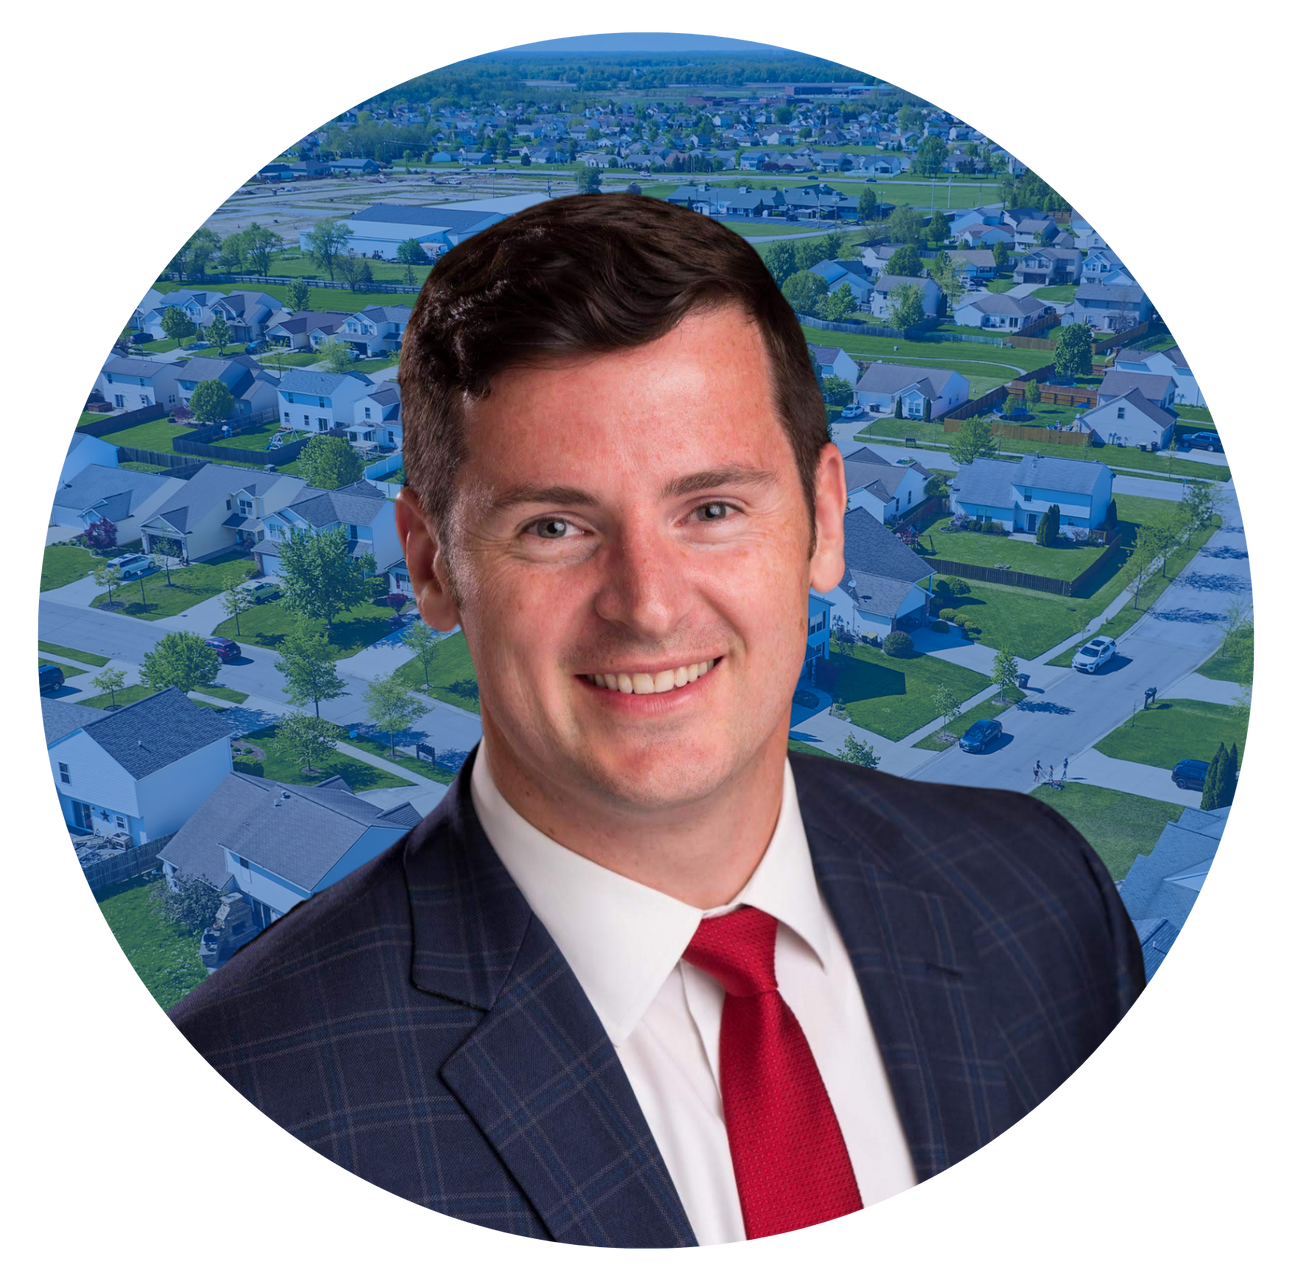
[170,747,1144,1246]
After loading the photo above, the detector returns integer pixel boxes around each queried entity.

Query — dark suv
[39,664,65,694]
[204,637,241,663]
[1171,758,1210,790]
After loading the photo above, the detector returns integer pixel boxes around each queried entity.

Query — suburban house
[1119,806,1228,981]
[97,356,177,410]
[1114,345,1206,407]
[949,453,1114,533]
[44,687,233,847]
[130,287,165,331]
[840,445,931,523]
[1075,373,1179,449]
[255,479,399,577]
[309,200,541,260]
[1096,369,1178,411]
[953,292,1055,331]
[1010,217,1058,249]
[1064,282,1152,330]
[326,157,381,175]
[139,463,307,562]
[60,432,119,484]
[1012,246,1083,285]
[337,305,412,357]
[157,771,421,957]
[854,362,970,418]
[808,260,874,306]
[276,369,375,434]
[138,289,227,341]
[349,384,403,451]
[949,206,1008,236]
[51,464,185,544]
[945,249,997,282]
[1080,247,1129,284]
[953,223,1015,249]
[207,291,282,343]
[870,275,942,322]
[856,152,908,175]
[807,343,861,386]
[264,310,353,351]
[166,354,280,418]
[801,591,833,684]
[821,506,935,638]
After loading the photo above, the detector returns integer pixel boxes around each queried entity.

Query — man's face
[397,304,846,819]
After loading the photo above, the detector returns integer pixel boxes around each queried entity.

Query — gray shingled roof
[350,203,500,233]
[285,480,388,528]
[857,363,960,395]
[1092,388,1177,431]
[277,369,373,396]
[161,769,417,892]
[1097,370,1176,402]
[1012,452,1109,495]
[54,464,172,514]
[949,458,1017,509]
[103,356,168,378]
[962,292,1049,317]
[43,699,110,747]
[1075,282,1147,304]
[839,505,932,614]
[144,463,293,531]
[80,687,232,779]
[874,274,932,292]
[358,305,412,324]
[840,445,929,504]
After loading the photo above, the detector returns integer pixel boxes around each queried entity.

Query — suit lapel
[789,755,1007,1182]
[403,750,697,1248]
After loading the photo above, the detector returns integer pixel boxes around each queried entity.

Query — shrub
[233,758,264,777]
[939,607,959,621]
[953,613,971,628]
[942,576,969,597]
[969,519,982,531]
[882,630,915,658]
[988,521,1005,535]
[930,619,949,633]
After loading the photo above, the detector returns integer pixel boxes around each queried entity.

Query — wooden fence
[922,529,1121,598]
[79,833,173,894]
[938,384,1010,424]
[1005,380,1097,407]
[76,404,166,438]
[943,417,1093,446]
[1008,333,1059,351]
[795,311,939,339]
[1015,312,1063,339]
[163,270,423,295]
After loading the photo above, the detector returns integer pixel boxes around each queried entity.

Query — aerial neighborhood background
[38,45,1252,1008]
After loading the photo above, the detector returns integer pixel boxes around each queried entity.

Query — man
[170,195,1144,1247]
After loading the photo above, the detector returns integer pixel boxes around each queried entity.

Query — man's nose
[592,522,693,638]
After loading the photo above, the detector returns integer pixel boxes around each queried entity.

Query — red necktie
[683,904,864,1239]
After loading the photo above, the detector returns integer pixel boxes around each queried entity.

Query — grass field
[1197,644,1251,684]
[39,640,110,667]
[912,685,1029,750]
[238,723,413,792]
[1094,698,1244,771]
[213,584,397,658]
[94,877,210,1010]
[393,630,480,714]
[41,543,102,591]
[155,275,416,318]
[102,418,182,453]
[1030,783,1185,881]
[91,551,254,620]
[1032,285,1078,303]
[800,323,1054,381]
[788,739,838,759]
[917,525,1106,580]
[350,733,458,785]
[78,681,247,709]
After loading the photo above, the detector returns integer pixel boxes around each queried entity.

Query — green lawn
[41,661,88,681]
[1095,698,1244,771]
[913,685,1028,750]
[155,276,416,317]
[94,877,210,1010]
[1174,406,1215,427]
[78,681,247,709]
[213,584,397,658]
[350,733,459,785]
[938,583,1098,661]
[1032,285,1078,303]
[788,739,838,759]
[202,425,282,453]
[917,524,1106,580]
[800,323,1056,377]
[102,418,181,453]
[119,461,172,474]
[77,411,115,428]
[986,279,1015,294]
[1197,645,1251,683]
[827,640,990,740]
[393,629,480,714]
[41,543,103,591]
[39,640,110,667]
[1030,783,1185,881]
[91,551,254,620]
[238,723,413,792]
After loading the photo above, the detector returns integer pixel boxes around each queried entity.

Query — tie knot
[683,905,779,998]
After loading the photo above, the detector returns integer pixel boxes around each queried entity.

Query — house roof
[268,310,352,336]
[1089,388,1177,431]
[874,274,936,293]
[960,292,1050,318]
[357,305,412,324]
[284,480,388,529]
[349,203,501,234]
[43,699,111,747]
[840,446,929,505]
[1119,806,1228,934]
[1098,370,1177,402]
[949,457,1017,509]
[54,464,173,516]
[103,356,168,379]
[79,687,231,780]
[143,463,304,533]
[838,505,932,615]
[1075,282,1147,305]
[161,770,418,892]
[1012,452,1109,496]
[276,369,374,396]
[857,363,961,395]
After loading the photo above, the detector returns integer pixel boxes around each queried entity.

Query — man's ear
[394,487,462,632]
[808,443,848,594]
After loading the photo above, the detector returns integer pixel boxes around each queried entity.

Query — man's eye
[694,502,735,521]
[530,518,576,539]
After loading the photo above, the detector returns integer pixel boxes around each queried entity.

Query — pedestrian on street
[1062,758,1069,782]
[1034,760,1042,784]
[1048,765,1055,786]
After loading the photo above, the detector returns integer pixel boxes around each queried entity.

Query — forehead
[457,305,795,494]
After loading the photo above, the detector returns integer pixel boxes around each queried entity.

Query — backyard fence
[76,404,166,438]
[1005,380,1097,407]
[162,271,424,295]
[1015,312,1063,339]
[1008,334,1059,351]
[922,530,1121,598]
[938,384,1010,423]
[943,416,1094,446]
[891,494,946,533]
[794,312,939,339]
[78,833,173,894]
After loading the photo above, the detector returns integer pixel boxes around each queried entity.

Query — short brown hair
[400,193,830,547]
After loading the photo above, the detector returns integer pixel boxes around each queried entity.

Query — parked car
[188,341,211,350]
[204,637,241,663]
[1170,758,1210,791]
[244,341,265,355]
[1181,431,1223,453]
[958,719,1003,753]
[840,403,865,420]
[245,582,280,605]
[1072,635,1117,673]
[39,664,65,694]
[109,553,154,580]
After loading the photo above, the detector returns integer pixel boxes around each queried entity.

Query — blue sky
[499,33,792,53]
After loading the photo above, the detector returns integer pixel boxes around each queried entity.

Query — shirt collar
[470,738,833,1047]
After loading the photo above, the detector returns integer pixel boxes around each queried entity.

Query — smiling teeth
[589,660,716,694]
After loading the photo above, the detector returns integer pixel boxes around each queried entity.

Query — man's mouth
[578,657,721,695]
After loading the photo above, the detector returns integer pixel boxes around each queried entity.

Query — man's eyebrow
[484,467,780,516]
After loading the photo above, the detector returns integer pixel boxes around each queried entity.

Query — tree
[84,516,118,550]
[1053,322,1094,379]
[929,251,965,310]
[221,580,253,636]
[886,244,923,277]
[169,228,221,281]
[305,216,354,278]
[160,305,197,349]
[1104,498,1119,531]
[932,684,962,727]
[277,712,339,777]
[1126,525,1167,607]
[821,375,853,407]
[859,186,878,221]
[396,238,430,265]
[149,871,223,935]
[887,203,924,245]
[574,163,602,194]
[189,379,235,424]
[889,282,926,331]
[1003,394,1024,418]
[205,316,232,355]
[1025,378,1041,411]
[781,269,829,314]
[277,525,376,636]
[927,210,950,243]
[763,240,797,285]
[150,535,184,586]
[948,416,1000,465]
[297,434,364,489]
[822,285,857,322]
[403,621,442,690]
[335,254,374,292]
[991,238,1010,272]
[992,647,1020,701]
[914,136,948,179]
[364,673,426,758]
[1182,479,1220,544]
[91,560,123,604]
[274,626,346,717]
[243,222,284,274]
[1036,503,1061,547]
[316,336,357,374]
[839,731,880,770]
[218,231,246,273]
[1220,598,1254,658]
[1200,741,1227,812]
[139,631,221,694]
[90,666,127,708]
[286,278,312,312]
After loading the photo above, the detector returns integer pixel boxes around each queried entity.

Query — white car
[1072,635,1117,673]
[840,403,865,420]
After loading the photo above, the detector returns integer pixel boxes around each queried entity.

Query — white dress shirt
[470,740,917,1244]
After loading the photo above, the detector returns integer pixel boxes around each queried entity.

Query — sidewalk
[1160,672,1242,705]
[1066,748,1201,808]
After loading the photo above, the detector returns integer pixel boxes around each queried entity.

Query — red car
[204,637,241,663]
